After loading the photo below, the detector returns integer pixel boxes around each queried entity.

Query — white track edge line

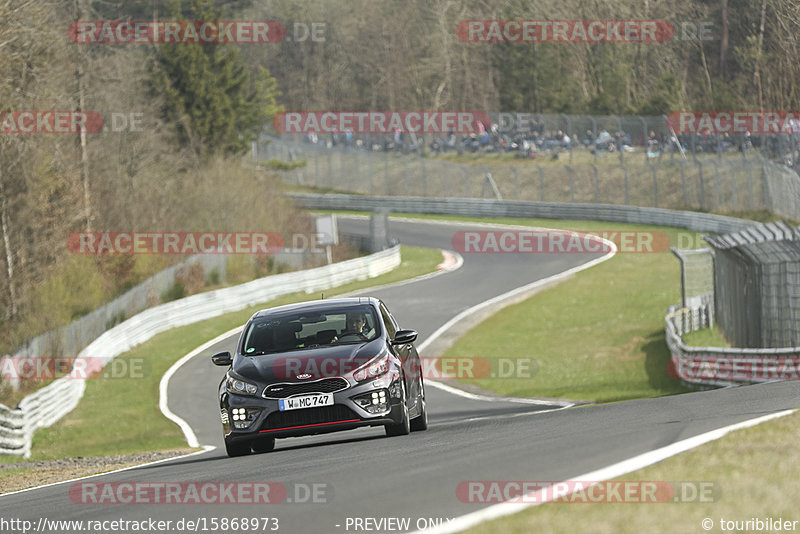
[159,326,245,448]
[412,408,797,534]
[419,237,616,406]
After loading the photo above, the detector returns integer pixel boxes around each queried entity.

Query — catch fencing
[263,136,800,222]
[703,222,800,349]
[0,246,400,457]
[666,221,800,388]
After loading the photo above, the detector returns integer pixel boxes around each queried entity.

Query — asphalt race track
[2,217,799,534]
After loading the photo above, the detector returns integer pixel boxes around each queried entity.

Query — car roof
[251,297,379,319]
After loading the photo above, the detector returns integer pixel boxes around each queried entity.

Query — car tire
[385,380,411,437]
[251,437,276,453]
[225,439,252,457]
[410,383,428,432]
[385,402,410,436]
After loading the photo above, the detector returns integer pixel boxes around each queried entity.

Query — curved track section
[2,218,799,534]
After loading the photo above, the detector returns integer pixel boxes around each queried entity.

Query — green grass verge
[0,246,442,462]
[682,326,731,348]
[464,409,800,534]
[361,212,697,402]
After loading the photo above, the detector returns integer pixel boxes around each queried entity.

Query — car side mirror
[391,329,418,345]
[211,351,232,366]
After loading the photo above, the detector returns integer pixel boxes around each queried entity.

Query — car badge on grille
[296,373,312,379]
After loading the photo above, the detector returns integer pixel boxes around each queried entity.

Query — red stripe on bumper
[258,418,361,433]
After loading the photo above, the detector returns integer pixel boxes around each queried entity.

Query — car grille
[260,405,360,431]
[262,377,349,399]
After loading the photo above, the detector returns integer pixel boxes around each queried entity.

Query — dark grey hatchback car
[212,297,428,456]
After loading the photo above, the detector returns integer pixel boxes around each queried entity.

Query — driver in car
[332,312,368,342]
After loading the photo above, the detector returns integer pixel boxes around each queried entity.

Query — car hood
[232,339,384,382]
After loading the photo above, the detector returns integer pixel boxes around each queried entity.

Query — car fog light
[352,389,390,414]
[229,407,261,429]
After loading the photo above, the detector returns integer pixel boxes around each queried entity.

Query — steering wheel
[337,332,367,341]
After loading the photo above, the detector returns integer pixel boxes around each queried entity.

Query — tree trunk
[0,162,17,320]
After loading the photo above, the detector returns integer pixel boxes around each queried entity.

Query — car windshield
[241,305,380,354]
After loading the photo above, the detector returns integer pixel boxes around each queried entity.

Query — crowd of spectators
[299,117,800,168]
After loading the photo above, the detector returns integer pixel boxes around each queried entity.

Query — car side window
[379,303,397,339]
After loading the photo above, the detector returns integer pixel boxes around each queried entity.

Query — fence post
[649,163,658,207]
[537,165,544,201]
[696,160,705,209]
[354,150,360,191]
[340,151,346,190]
[384,151,390,195]
[403,159,409,195]
[621,164,629,205]
[327,151,333,189]
[421,158,427,197]
[566,166,574,203]
[444,162,451,197]
[510,166,519,200]
[590,163,599,202]
[679,160,687,206]
[561,113,573,162]
[711,160,721,208]
[367,152,374,195]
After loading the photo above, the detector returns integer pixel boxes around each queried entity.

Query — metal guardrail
[287,193,756,234]
[665,304,800,389]
[0,246,401,457]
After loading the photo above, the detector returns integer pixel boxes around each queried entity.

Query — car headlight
[226,373,259,396]
[353,352,391,382]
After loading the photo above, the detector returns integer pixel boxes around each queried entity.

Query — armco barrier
[287,193,756,234]
[0,246,400,457]
[665,304,800,388]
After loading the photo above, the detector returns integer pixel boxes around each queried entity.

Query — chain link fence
[262,128,800,221]
[703,222,800,348]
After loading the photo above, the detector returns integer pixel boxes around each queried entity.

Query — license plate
[279,393,334,411]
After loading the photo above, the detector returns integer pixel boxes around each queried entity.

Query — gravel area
[0,448,198,494]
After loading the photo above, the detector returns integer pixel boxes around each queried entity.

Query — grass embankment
[0,245,442,466]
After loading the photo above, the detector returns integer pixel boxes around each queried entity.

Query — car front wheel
[225,439,252,457]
